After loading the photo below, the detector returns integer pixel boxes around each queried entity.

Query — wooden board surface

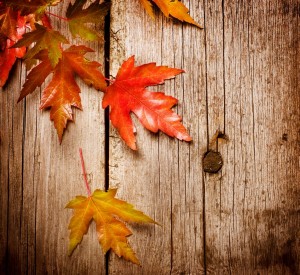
[109,0,300,274]
[0,2,107,274]
[0,0,299,274]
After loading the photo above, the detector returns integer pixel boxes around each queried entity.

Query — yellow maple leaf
[66,188,156,265]
[140,0,202,28]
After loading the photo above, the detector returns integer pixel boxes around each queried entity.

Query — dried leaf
[67,188,156,265]
[141,0,202,28]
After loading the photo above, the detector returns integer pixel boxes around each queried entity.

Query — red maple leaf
[102,56,192,150]
[0,12,26,87]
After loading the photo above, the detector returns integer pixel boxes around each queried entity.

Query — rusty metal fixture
[203,150,223,173]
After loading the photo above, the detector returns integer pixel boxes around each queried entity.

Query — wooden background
[0,0,299,274]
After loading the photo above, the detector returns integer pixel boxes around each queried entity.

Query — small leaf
[102,56,192,150]
[141,0,202,28]
[140,0,155,19]
[13,23,69,68]
[66,0,111,41]
[67,189,156,265]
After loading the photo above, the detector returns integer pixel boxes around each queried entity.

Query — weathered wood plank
[204,0,300,274]
[0,1,107,273]
[1,0,299,274]
[0,60,25,275]
[109,0,206,273]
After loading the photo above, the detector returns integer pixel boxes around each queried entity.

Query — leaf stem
[105,77,115,83]
[79,148,92,196]
[46,11,69,22]
[41,13,52,29]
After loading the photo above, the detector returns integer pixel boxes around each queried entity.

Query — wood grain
[0,1,107,274]
[0,0,299,274]
[109,0,206,274]
[109,0,299,274]
[204,0,300,274]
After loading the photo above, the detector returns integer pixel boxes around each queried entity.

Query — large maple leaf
[102,56,192,150]
[0,13,26,87]
[67,188,155,264]
[140,0,202,28]
[19,46,107,142]
[66,0,111,41]
[12,23,69,68]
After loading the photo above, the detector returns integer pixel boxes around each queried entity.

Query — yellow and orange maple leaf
[19,46,107,142]
[67,188,156,265]
[140,0,202,28]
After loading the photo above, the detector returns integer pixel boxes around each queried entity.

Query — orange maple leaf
[67,149,156,265]
[140,0,202,28]
[102,56,192,150]
[19,45,107,142]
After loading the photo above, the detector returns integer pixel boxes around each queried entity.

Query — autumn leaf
[5,0,62,16]
[66,0,111,41]
[67,189,155,264]
[0,39,26,87]
[17,50,53,101]
[67,149,156,265]
[19,45,107,142]
[0,13,26,88]
[0,6,18,41]
[102,56,192,150]
[13,23,69,68]
[140,0,202,28]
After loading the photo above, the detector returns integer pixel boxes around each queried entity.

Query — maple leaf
[0,6,18,41]
[19,45,107,142]
[67,188,155,264]
[67,148,156,265]
[102,56,192,150]
[0,13,26,88]
[0,39,26,87]
[13,23,69,68]
[17,50,53,101]
[140,0,202,28]
[66,0,111,41]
